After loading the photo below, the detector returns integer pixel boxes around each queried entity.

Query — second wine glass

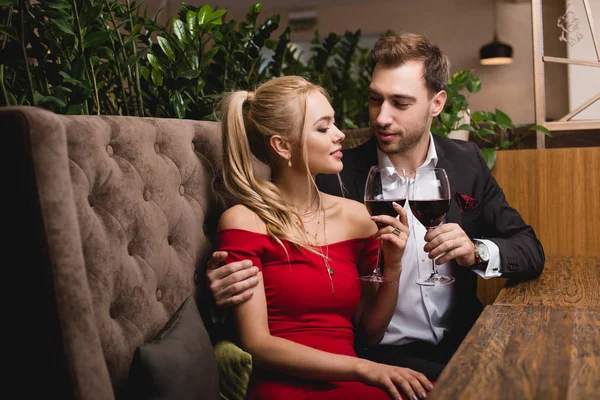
[408,168,455,286]
[361,166,407,283]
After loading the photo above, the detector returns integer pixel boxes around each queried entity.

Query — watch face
[478,243,490,261]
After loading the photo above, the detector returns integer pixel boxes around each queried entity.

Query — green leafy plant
[431,69,551,168]
[281,29,372,133]
[1,0,547,169]
[469,109,551,168]
[0,0,290,119]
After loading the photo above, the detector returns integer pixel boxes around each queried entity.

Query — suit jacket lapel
[433,136,461,225]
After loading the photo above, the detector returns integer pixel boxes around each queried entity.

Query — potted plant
[430,70,551,169]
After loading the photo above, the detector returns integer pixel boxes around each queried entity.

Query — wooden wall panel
[477,146,600,306]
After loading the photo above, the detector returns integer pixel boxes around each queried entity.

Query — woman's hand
[356,359,432,400]
[371,202,409,274]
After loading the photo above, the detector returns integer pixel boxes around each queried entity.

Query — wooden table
[429,256,600,399]
[494,256,600,307]
[429,305,600,399]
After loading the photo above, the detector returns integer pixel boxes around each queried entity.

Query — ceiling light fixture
[479,1,514,65]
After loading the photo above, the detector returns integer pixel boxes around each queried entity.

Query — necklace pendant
[327,266,334,276]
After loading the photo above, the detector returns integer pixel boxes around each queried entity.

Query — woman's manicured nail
[371,216,378,220]
[392,201,400,207]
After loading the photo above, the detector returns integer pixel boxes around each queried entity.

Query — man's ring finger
[392,227,402,237]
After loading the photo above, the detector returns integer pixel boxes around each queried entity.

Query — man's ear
[269,135,291,161]
[430,90,447,117]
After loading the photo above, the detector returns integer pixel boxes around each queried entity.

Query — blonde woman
[217,76,432,400]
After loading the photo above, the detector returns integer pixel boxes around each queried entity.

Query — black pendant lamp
[480,2,513,65]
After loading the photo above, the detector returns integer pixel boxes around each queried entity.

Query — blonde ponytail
[220,76,329,252]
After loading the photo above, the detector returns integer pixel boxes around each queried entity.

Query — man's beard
[376,114,430,155]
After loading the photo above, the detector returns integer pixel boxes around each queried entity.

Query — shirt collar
[377,132,438,172]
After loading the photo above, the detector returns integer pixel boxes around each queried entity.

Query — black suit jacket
[316,135,545,342]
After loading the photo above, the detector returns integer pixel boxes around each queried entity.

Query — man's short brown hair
[370,32,450,97]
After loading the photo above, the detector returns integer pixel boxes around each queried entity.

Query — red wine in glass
[361,166,407,282]
[408,199,450,229]
[365,199,406,224]
[408,168,455,286]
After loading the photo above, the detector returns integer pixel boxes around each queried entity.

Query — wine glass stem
[374,242,383,277]
[427,227,439,276]
[431,259,439,276]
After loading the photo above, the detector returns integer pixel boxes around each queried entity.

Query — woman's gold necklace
[298,202,334,296]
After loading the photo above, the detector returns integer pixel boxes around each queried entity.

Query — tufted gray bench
[4,104,371,400]
[4,105,235,399]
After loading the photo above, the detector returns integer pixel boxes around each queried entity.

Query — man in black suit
[206,32,544,380]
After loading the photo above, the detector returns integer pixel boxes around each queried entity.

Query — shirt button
[421,257,426,262]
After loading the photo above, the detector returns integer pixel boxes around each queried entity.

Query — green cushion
[213,340,252,400]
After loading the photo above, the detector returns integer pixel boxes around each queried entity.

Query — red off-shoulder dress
[218,228,397,400]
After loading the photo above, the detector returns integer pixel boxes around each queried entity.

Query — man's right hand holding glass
[206,251,259,307]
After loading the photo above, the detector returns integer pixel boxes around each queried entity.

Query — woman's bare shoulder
[218,204,267,234]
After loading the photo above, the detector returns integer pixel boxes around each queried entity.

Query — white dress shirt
[378,133,501,346]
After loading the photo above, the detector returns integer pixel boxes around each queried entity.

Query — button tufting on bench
[143,189,150,201]
[109,307,117,319]
[156,289,162,301]
[154,143,160,154]
[167,235,174,245]
[88,194,95,207]
[179,185,185,196]
[106,145,114,156]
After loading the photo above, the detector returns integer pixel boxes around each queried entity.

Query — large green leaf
[58,71,86,88]
[157,36,176,61]
[151,68,163,86]
[50,19,75,36]
[84,31,112,48]
[177,70,201,80]
[186,10,198,36]
[471,111,489,124]
[81,5,103,28]
[456,124,476,132]
[200,47,218,69]
[36,95,67,108]
[197,5,212,26]
[172,18,188,46]
[186,53,199,70]
[147,53,166,72]
[529,124,552,137]
[480,148,497,169]
[466,74,481,93]
[495,108,513,129]
[208,9,227,23]
[478,128,496,137]
[172,91,185,118]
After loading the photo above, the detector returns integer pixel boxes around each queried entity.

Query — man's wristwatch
[473,240,490,266]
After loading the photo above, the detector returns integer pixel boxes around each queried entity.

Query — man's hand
[423,223,476,267]
[206,251,259,307]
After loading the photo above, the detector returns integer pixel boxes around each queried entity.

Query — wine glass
[361,166,407,282]
[408,168,455,286]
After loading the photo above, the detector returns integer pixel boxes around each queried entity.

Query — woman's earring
[288,158,292,167]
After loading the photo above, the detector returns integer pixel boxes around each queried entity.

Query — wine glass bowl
[408,168,455,286]
[361,166,407,282]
